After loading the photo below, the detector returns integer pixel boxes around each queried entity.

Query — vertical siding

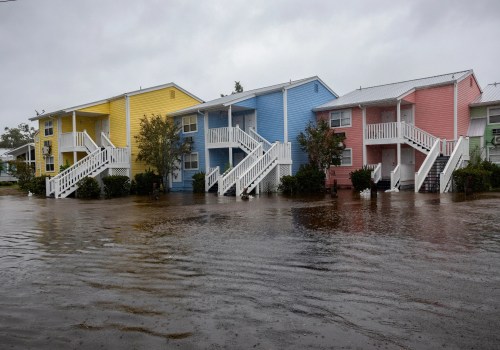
[317,107,363,187]
[255,91,284,144]
[129,87,200,177]
[414,84,455,140]
[286,80,337,173]
[457,75,482,137]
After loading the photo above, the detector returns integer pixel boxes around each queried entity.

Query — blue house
[170,77,338,194]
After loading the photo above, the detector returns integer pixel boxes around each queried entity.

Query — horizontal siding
[109,98,126,148]
[35,117,59,177]
[234,97,257,109]
[287,80,337,173]
[414,84,455,140]
[208,148,229,172]
[208,111,228,129]
[457,75,482,137]
[402,91,416,104]
[79,102,110,115]
[470,106,487,119]
[255,91,284,144]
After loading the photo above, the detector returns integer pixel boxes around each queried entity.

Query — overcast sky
[0,0,499,129]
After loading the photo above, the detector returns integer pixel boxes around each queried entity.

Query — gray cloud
[0,0,498,128]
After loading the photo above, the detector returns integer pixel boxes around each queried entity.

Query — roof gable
[471,83,500,107]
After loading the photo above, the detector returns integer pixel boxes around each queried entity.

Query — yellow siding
[79,102,110,115]
[35,117,59,177]
[109,98,127,147]
[128,87,200,176]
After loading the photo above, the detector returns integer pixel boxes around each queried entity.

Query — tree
[0,123,36,148]
[134,114,191,191]
[297,119,346,170]
[220,81,244,97]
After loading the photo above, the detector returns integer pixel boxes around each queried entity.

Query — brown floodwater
[0,190,499,349]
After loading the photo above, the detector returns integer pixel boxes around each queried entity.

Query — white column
[283,89,288,143]
[453,82,458,140]
[396,101,401,166]
[58,116,62,170]
[228,105,232,167]
[204,112,209,174]
[125,95,131,175]
[362,107,367,165]
[72,111,77,164]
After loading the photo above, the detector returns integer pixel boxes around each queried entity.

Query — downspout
[396,100,401,167]
[203,111,209,174]
[454,82,458,140]
[228,105,233,167]
[125,94,131,177]
[72,111,77,164]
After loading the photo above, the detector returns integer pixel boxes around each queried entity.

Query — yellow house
[29,83,202,198]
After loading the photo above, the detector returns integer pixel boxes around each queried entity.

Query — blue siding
[255,91,284,143]
[234,97,257,109]
[208,111,228,129]
[171,113,206,191]
[209,148,230,171]
[287,80,337,173]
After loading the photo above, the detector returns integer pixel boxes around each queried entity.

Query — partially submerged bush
[192,172,205,193]
[29,175,47,196]
[76,177,101,199]
[279,165,325,194]
[350,166,372,192]
[278,175,298,194]
[102,175,130,198]
[452,168,491,193]
[8,160,34,191]
[133,170,162,195]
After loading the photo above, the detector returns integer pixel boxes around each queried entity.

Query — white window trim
[330,109,352,129]
[45,155,55,172]
[340,148,352,166]
[44,120,54,136]
[182,115,198,134]
[184,152,199,171]
[487,106,500,125]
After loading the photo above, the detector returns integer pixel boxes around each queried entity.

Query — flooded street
[0,190,499,349]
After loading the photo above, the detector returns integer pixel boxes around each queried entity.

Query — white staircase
[206,127,291,195]
[46,132,129,198]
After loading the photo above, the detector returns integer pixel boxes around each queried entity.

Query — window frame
[44,120,54,136]
[183,152,199,170]
[487,106,500,125]
[330,109,352,128]
[340,148,352,166]
[45,155,55,172]
[182,115,197,133]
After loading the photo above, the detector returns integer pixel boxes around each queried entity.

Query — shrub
[76,177,101,199]
[479,161,500,189]
[102,175,130,198]
[59,160,71,172]
[295,164,326,193]
[192,172,205,193]
[9,160,34,191]
[452,168,491,193]
[350,166,372,192]
[134,170,162,195]
[29,176,48,196]
[278,175,298,194]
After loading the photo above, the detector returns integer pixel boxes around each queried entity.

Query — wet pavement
[0,190,499,349]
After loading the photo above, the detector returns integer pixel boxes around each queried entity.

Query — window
[330,109,352,128]
[44,120,53,136]
[45,156,55,172]
[340,148,352,166]
[184,153,198,170]
[488,107,500,124]
[182,115,197,133]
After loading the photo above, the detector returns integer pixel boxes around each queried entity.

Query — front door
[382,148,396,178]
[401,108,414,125]
[245,112,256,133]
[233,115,244,129]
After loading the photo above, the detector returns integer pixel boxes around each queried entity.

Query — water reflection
[0,190,499,349]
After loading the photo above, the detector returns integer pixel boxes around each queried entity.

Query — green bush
[295,164,326,193]
[29,176,48,196]
[349,166,372,192]
[192,172,205,193]
[102,175,130,198]
[478,161,500,188]
[76,177,101,199]
[9,160,34,191]
[452,168,491,193]
[133,170,162,195]
[278,175,298,194]
[59,160,71,172]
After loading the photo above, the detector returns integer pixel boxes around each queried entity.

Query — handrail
[440,136,468,193]
[236,143,279,196]
[414,138,441,192]
[369,163,382,183]
[402,122,437,152]
[390,164,401,190]
[218,144,262,195]
[440,139,456,157]
[249,128,272,152]
[233,127,260,153]
[205,166,220,191]
[101,132,115,148]
[365,122,398,140]
[83,130,98,153]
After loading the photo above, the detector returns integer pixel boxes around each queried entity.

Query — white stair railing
[414,139,441,192]
[101,132,115,148]
[233,127,260,153]
[440,139,456,156]
[390,164,401,190]
[367,163,382,183]
[440,136,469,193]
[402,122,437,152]
[249,128,272,152]
[365,122,398,140]
[83,130,99,153]
[218,144,263,195]
[205,166,220,191]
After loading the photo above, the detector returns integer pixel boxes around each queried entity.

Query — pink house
[314,70,482,192]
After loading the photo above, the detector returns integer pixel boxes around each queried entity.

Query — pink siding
[402,91,416,104]
[317,108,363,188]
[414,84,455,140]
[366,107,382,123]
[367,146,382,164]
[457,74,481,137]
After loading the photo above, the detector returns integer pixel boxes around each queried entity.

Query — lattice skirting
[259,164,292,193]
[109,168,129,177]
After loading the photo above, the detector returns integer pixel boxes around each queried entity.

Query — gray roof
[4,143,35,157]
[470,83,500,107]
[170,76,337,117]
[29,82,203,121]
[467,118,486,137]
[314,70,473,111]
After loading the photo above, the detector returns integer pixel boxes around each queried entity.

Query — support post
[72,111,77,164]
[362,107,367,165]
[396,101,401,166]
